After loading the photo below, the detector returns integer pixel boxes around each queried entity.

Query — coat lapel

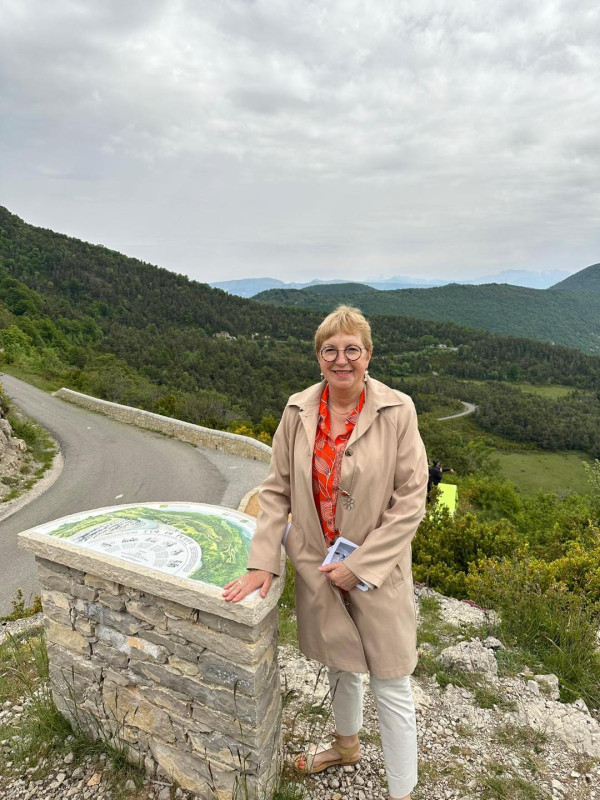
[347,377,404,447]
[288,382,325,536]
[289,381,323,448]
[289,377,405,449]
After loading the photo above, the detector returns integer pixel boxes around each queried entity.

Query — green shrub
[0,589,43,622]
[467,557,600,707]
[7,414,56,471]
[583,458,600,517]
[278,559,298,647]
[413,505,521,598]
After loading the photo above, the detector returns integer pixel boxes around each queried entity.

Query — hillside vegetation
[1,206,600,456]
[255,277,600,354]
[552,262,600,293]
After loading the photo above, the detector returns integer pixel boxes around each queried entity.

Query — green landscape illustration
[45,505,254,588]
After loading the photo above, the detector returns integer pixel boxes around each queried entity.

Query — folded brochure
[321,536,369,591]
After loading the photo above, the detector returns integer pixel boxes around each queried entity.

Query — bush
[412,504,522,598]
[0,589,42,622]
[583,458,600,517]
[467,557,600,707]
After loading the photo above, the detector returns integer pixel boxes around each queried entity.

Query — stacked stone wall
[38,557,281,799]
[53,388,272,463]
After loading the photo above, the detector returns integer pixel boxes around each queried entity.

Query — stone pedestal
[19,503,285,800]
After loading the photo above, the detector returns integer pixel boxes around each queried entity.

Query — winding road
[437,401,477,421]
[0,375,269,616]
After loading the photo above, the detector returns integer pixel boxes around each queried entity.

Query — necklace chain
[328,398,361,415]
[330,406,355,416]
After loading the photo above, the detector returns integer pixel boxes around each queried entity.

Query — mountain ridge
[254,279,600,354]
[551,262,600,293]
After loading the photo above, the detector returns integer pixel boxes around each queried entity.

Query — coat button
[345,449,353,456]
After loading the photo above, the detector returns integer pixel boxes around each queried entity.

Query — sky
[1,0,599,285]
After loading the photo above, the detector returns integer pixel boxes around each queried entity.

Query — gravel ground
[279,645,599,800]
[1,599,599,800]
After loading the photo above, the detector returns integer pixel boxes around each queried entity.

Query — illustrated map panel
[32,502,256,588]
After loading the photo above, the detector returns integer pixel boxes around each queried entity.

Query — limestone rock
[482,636,504,651]
[534,673,561,700]
[439,638,499,677]
[0,418,12,442]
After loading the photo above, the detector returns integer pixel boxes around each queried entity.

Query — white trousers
[328,669,418,799]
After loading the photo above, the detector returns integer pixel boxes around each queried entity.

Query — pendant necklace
[328,394,360,511]
[341,492,356,511]
[340,448,357,511]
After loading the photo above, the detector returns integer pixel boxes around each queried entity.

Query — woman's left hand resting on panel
[222,569,273,602]
[223,558,358,603]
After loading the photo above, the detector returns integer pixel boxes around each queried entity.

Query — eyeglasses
[320,345,366,362]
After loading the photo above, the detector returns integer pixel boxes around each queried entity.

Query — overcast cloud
[1,0,599,282]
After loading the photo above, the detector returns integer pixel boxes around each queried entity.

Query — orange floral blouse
[312,384,365,544]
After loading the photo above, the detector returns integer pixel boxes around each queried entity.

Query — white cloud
[1,0,599,281]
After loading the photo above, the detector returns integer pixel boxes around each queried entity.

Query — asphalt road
[437,401,477,421]
[0,375,269,616]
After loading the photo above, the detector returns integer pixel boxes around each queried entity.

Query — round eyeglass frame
[319,345,367,362]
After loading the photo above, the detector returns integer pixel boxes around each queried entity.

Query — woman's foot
[294,732,360,774]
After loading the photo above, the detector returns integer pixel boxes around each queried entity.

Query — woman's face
[316,331,371,396]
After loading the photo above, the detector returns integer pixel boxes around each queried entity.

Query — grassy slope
[427,381,594,495]
[467,381,577,399]
[494,450,591,495]
[510,383,575,399]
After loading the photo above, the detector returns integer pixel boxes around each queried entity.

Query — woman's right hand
[222,569,274,603]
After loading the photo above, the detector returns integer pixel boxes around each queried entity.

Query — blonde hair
[314,305,373,353]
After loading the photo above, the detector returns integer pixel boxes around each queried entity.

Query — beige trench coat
[247,376,428,679]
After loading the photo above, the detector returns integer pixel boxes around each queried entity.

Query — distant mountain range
[211,269,571,297]
[252,264,600,354]
[210,276,437,297]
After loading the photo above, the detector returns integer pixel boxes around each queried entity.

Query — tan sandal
[293,732,360,775]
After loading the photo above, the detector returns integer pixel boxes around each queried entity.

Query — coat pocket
[390,563,405,588]
[283,521,304,565]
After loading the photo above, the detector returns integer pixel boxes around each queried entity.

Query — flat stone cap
[18,502,285,626]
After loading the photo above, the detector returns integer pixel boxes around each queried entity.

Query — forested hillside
[255,280,600,354]
[1,206,600,456]
[551,262,600,293]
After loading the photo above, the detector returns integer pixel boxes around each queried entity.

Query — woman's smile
[317,332,371,397]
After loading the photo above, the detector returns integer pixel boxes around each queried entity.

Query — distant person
[427,460,454,501]
[223,305,428,800]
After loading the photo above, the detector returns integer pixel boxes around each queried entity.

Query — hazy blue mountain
[212,269,571,297]
[211,277,353,297]
[212,277,297,297]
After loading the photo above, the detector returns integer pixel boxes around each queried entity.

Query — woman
[223,306,428,800]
